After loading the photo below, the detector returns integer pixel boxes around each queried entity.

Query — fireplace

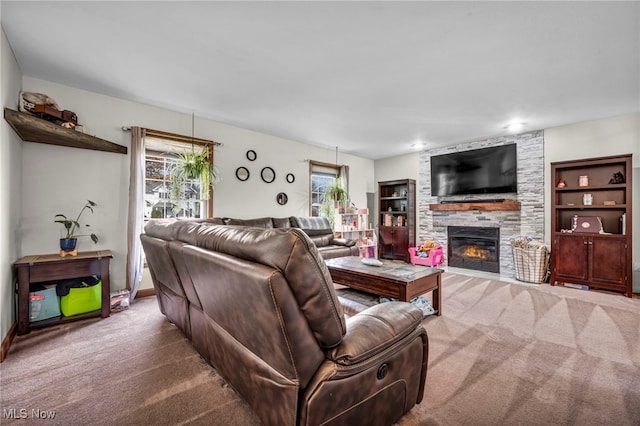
[447,226,500,273]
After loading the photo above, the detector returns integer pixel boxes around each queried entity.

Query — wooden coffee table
[325,256,442,316]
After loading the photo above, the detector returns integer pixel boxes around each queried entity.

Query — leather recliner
[141,219,428,426]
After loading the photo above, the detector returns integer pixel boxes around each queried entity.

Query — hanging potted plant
[54,200,99,254]
[324,179,348,208]
[320,179,349,228]
[170,147,219,202]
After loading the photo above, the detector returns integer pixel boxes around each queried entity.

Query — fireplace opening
[447,226,499,273]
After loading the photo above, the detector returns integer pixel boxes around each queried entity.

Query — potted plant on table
[54,200,99,255]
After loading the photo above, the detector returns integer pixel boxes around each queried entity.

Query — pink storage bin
[408,245,443,267]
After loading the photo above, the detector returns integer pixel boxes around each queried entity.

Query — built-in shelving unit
[378,179,415,262]
[4,108,127,154]
[549,154,632,297]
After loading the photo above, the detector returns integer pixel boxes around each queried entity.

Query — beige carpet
[2,273,639,425]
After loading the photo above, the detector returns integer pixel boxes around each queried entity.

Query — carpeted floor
[2,273,639,425]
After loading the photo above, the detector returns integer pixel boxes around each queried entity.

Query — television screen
[430,144,517,196]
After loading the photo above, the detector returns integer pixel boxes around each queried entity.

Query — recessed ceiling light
[505,122,526,133]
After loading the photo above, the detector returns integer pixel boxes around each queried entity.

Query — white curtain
[339,164,350,203]
[126,127,145,301]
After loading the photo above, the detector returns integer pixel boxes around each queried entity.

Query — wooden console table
[14,250,112,335]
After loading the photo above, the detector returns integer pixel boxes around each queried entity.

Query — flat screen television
[430,144,517,196]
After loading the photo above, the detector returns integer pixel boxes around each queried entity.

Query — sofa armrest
[332,238,356,247]
[326,302,423,365]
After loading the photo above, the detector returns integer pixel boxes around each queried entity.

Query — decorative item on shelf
[556,178,566,188]
[392,191,398,197]
[579,175,589,187]
[572,216,605,234]
[582,193,593,205]
[609,171,625,184]
[603,200,616,206]
[54,200,99,257]
[19,91,78,128]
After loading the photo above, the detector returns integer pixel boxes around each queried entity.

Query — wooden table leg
[433,273,442,316]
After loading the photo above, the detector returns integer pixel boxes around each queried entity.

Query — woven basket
[512,246,550,283]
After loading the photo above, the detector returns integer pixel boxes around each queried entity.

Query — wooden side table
[14,250,112,335]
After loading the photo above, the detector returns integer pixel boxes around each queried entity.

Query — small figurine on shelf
[609,171,625,184]
[557,178,566,188]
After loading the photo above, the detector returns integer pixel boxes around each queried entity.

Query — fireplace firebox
[447,226,500,273]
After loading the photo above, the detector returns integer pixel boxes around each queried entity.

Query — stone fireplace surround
[418,130,545,278]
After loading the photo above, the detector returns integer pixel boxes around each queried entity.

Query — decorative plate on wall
[277,192,288,205]
[261,167,275,183]
[286,173,295,183]
[246,150,257,161]
[235,166,250,181]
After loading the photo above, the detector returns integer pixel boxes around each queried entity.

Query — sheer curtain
[339,164,350,202]
[126,127,145,301]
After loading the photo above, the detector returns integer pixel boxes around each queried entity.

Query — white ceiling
[2,1,639,160]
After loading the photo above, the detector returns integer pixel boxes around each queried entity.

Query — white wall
[374,152,420,227]
[544,112,640,288]
[18,77,375,294]
[1,27,23,349]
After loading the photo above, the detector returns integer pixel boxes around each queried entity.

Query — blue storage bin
[29,286,61,322]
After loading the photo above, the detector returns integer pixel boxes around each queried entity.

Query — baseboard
[0,322,17,363]
[135,288,155,299]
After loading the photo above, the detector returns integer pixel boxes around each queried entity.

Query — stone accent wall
[418,130,545,277]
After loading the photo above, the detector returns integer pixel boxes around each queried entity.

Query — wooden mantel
[429,200,521,211]
[4,108,127,154]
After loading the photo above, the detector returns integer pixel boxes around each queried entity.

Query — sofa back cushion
[175,223,346,348]
[272,217,292,228]
[224,217,274,228]
[143,220,204,309]
[289,216,333,236]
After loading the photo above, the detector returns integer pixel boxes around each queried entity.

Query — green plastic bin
[60,280,102,316]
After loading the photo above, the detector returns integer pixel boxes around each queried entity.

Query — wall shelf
[4,108,127,154]
[429,200,521,211]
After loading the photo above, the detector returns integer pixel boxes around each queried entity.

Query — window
[143,132,213,223]
[309,161,340,216]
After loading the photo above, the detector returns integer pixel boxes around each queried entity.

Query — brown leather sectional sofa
[200,216,361,259]
[141,219,429,425]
